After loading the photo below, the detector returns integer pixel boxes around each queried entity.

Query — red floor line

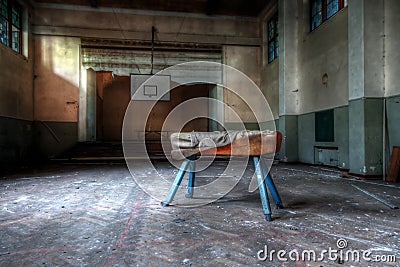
[103,192,146,267]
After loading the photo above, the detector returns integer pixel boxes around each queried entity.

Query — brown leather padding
[170,131,282,160]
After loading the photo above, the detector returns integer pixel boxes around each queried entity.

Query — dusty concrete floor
[0,161,399,266]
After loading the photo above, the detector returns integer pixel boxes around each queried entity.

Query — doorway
[90,72,213,156]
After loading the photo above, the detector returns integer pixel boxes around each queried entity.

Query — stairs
[52,141,171,163]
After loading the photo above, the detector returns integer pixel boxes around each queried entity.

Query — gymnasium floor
[0,161,399,266]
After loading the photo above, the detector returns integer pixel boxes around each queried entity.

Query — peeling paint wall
[298,5,348,114]
[33,36,81,157]
[0,1,34,164]
[298,106,349,168]
[0,0,34,121]
[385,1,400,163]
[124,93,210,144]
[261,61,279,120]
[274,0,349,165]
[278,0,299,117]
[349,0,385,100]
[260,2,279,119]
[32,5,260,146]
[33,6,259,46]
[0,46,34,120]
[385,0,400,98]
[34,36,80,122]
[81,47,222,76]
[295,2,349,168]
[223,45,262,124]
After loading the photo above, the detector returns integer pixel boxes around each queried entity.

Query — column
[348,0,385,176]
[278,0,299,162]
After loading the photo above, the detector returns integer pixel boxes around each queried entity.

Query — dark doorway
[95,73,211,157]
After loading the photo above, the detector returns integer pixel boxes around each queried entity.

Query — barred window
[310,0,345,31]
[0,0,22,53]
[267,13,278,63]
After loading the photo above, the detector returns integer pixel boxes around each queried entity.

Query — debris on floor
[0,163,399,266]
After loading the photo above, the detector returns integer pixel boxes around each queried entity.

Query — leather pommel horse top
[170,130,282,160]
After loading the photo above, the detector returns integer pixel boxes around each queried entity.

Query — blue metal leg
[161,159,190,207]
[260,157,284,209]
[253,156,272,221]
[186,156,196,198]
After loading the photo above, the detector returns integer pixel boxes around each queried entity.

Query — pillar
[348,0,385,176]
[278,0,299,162]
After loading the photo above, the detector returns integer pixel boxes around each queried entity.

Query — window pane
[326,0,339,19]
[268,20,274,41]
[268,42,274,63]
[266,14,278,63]
[311,12,322,30]
[12,4,21,28]
[12,25,20,52]
[311,0,323,30]
[312,0,322,14]
[0,16,7,45]
[0,0,7,18]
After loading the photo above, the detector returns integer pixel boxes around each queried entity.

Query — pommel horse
[161,130,283,221]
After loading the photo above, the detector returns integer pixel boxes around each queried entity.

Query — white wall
[298,3,349,114]
[222,45,264,123]
[260,2,279,119]
[34,36,80,122]
[0,0,34,121]
[0,45,33,120]
[261,60,279,119]
[385,0,400,97]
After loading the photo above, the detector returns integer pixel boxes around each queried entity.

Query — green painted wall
[34,122,78,159]
[298,113,315,164]
[297,106,349,168]
[349,98,383,175]
[278,115,298,162]
[224,122,260,131]
[0,117,34,165]
[364,99,384,175]
[386,95,400,161]
[0,118,79,165]
[335,106,349,169]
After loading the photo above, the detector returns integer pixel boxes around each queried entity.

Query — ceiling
[35,0,273,17]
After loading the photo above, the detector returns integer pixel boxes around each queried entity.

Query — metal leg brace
[161,159,190,206]
[259,156,284,209]
[186,157,196,198]
[253,156,273,221]
[162,155,282,222]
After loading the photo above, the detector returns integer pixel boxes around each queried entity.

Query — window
[310,0,345,31]
[267,13,278,63]
[0,0,22,53]
[0,0,8,46]
[315,109,334,142]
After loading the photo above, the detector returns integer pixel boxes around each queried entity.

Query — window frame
[310,0,345,32]
[0,0,9,47]
[267,12,279,64]
[0,0,22,54]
